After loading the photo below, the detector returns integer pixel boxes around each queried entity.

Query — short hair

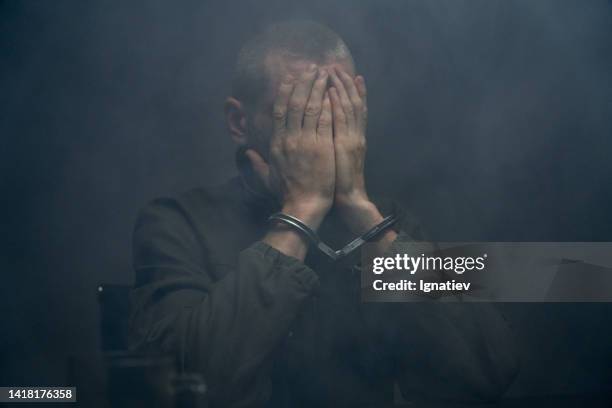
[232,20,354,107]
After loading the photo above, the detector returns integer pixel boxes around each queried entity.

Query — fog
[2,0,612,397]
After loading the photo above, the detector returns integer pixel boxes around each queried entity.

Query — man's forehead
[263,52,355,90]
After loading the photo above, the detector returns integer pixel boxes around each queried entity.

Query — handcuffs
[268,212,397,261]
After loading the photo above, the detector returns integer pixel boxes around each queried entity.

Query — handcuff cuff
[268,212,398,261]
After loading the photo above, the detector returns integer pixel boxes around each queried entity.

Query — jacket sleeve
[128,198,319,408]
[367,200,520,402]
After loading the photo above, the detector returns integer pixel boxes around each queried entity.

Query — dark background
[2,0,612,401]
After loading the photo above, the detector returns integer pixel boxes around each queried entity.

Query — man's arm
[327,67,398,257]
[130,66,336,407]
[392,302,520,403]
[374,207,520,402]
[128,199,319,407]
[329,67,519,401]
[247,65,335,261]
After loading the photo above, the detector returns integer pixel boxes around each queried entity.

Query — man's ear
[224,97,248,146]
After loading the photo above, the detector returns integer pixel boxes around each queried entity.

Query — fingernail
[308,63,317,72]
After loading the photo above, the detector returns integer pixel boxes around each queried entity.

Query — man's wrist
[263,225,309,261]
[335,197,384,234]
[281,201,329,231]
[264,200,329,262]
[336,197,400,255]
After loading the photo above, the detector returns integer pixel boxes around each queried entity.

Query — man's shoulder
[181,176,243,207]
[133,176,261,268]
[135,177,244,230]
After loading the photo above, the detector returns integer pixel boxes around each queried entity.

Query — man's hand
[327,68,380,232]
[329,67,398,251]
[328,67,367,205]
[248,65,335,259]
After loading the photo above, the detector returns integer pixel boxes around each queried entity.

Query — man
[129,21,518,407]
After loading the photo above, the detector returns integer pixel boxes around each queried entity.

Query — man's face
[246,53,355,158]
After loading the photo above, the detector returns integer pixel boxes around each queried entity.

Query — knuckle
[288,99,306,112]
[304,103,321,117]
[319,114,333,126]
[284,138,298,151]
[272,107,286,119]
[318,117,332,127]
[269,144,282,157]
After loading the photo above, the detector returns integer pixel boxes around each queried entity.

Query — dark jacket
[128,175,519,408]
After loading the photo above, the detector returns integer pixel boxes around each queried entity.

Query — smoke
[2,0,611,395]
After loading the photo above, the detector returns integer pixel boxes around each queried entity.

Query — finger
[302,68,329,133]
[272,76,295,136]
[354,75,368,128]
[355,75,367,105]
[329,86,347,139]
[287,64,318,132]
[317,91,333,141]
[330,67,355,126]
[244,148,271,189]
[338,68,368,131]
[338,69,363,112]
